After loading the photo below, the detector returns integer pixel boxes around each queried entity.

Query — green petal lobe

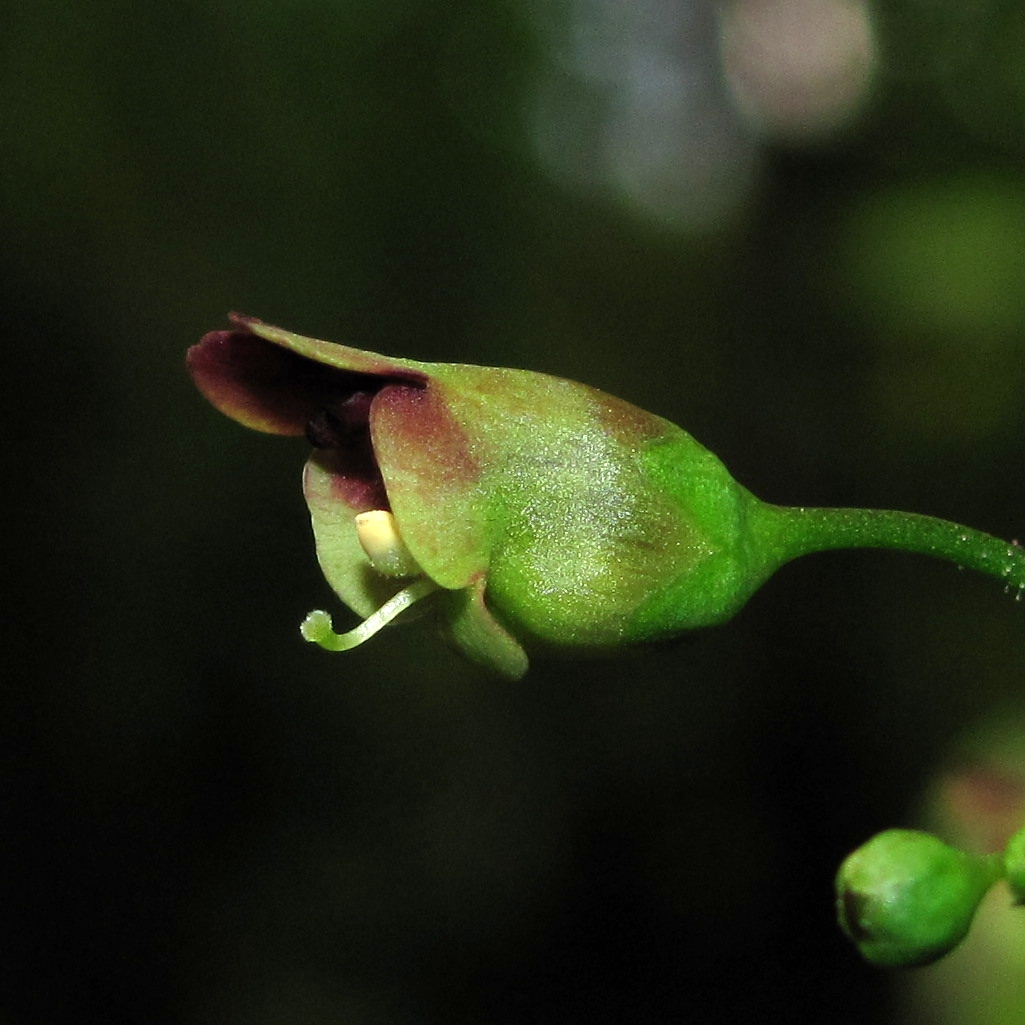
[304,452,395,618]
[371,382,488,590]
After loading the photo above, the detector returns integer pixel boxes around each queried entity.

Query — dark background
[3,1,1025,1022]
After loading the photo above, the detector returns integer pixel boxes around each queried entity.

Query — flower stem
[754,504,1025,595]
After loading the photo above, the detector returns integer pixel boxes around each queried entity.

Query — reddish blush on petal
[370,383,487,589]
[309,447,390,514]
[591,387,678,448]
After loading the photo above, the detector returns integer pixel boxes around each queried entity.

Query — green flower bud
[187,315,1025,679]
[1002,824,1025,904]
[836,829,1003,968]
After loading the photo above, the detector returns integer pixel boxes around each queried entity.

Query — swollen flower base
[187,314,1025,680]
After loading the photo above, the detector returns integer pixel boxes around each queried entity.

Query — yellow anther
[355,509,422,578]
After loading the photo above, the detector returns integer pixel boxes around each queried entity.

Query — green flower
[187,315,1025,679]
[836,829,1003,967]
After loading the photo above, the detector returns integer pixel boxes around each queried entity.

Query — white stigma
[355,509,422,578]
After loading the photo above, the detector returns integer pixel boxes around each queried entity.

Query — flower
[186,315,781,678]
[187,315,1025,679]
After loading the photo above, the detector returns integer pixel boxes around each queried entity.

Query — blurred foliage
[2,1,1025,1023]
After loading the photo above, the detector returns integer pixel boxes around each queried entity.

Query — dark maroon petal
[187,329,386,435]
[304,391,377,448]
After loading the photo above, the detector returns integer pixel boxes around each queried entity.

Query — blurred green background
[3,1,1025,1022]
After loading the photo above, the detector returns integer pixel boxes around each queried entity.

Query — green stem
[754,504,1025,594]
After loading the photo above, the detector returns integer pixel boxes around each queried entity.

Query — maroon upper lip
[186,316,426,438]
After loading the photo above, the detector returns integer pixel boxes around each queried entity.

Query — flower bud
[836,829,1002,968]
[1002,824,1025,904]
